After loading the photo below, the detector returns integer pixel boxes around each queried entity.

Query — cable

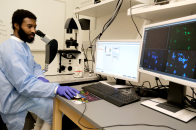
[139,81,152,96]
[138,82,196,112]
[89,30,92,47]
[130,0,142,38]
[91,0,123,63]
[128,81,134,87]
[142,81,151,89]
[77,102,176,130]
[185,108,196,113]
[101,0,122,35]
[155,80,166,96]
[88,30,94,71]
[155,77,168,98]
[186,95,196,108]
[89,30,94,66]
[158,78,168,94]
[180,85,196,109]
[96,74,100,79]
[191,88,196,98]
[82,44,90,72]
[89,30,94,70]
[95,74,103,80]
[75,7,80,19]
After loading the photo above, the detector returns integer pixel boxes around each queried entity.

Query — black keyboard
[82,82,141,107]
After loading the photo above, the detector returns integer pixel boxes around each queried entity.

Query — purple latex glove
[56,86,80,100]
[37,77,50,83]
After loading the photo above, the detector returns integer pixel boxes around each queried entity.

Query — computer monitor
[139,14,196,108]
[94,40,140,85]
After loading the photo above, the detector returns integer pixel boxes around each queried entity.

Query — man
[0,9,79,130]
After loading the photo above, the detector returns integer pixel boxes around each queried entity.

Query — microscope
[35,30,58,73]
[57,17,90,77]
[35,17,90,78]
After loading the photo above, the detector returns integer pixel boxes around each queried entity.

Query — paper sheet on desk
[71,90,101,105]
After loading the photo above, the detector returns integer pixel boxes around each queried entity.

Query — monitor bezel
[138,14,196,88]
[94,39,141,83]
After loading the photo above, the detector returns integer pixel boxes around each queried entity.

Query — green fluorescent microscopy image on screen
[169,22,196,50]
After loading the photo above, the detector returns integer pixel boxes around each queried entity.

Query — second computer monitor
[139,14,196,89]
[94,40,141,83]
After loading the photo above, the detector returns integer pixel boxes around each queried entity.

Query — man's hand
[56,86,80,100]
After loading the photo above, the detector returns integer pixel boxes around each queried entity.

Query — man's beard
[18,27,35,44]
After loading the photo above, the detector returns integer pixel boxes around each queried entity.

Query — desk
[53,83,196,130]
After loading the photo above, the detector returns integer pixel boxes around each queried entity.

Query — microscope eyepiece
[36,30,45,37]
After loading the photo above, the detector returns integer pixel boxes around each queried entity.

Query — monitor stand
[141,82,196,122]
[99,79,132,89]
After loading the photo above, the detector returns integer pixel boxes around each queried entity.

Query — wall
[0,0,65,51]
[32,51,45,70]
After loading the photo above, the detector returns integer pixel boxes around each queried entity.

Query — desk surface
[57,83,196,130]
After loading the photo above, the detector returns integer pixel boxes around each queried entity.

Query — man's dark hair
[12,9,37,30]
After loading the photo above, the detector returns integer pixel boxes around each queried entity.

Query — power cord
[96,74,103,80]
[157,78,168,94]
[182,86,196,109]
[88,30,94,71]
[142,81,151,89]
[81,44,89,72]
[128,81,136,88]
[190,87,196,98]
[77,102,176,130]
[133,79,168,98]
[155,77,168,98]
[75,7,80,19]
[138,81,152,96]
[91,0,123,63]
[130,0,142,38]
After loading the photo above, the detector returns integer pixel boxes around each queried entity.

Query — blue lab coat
[0,36,59,130]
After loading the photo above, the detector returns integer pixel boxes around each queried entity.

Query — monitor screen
[139,15,196,88]
[94,40,140,82]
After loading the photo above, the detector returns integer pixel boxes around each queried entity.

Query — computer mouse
[74,93,81,99]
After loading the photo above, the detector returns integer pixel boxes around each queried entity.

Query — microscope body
[57,17,86,77]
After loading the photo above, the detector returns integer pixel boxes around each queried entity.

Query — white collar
[10,35,25,43]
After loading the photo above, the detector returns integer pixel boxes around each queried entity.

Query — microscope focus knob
[61,65,66,71]
[68,66,72,71]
